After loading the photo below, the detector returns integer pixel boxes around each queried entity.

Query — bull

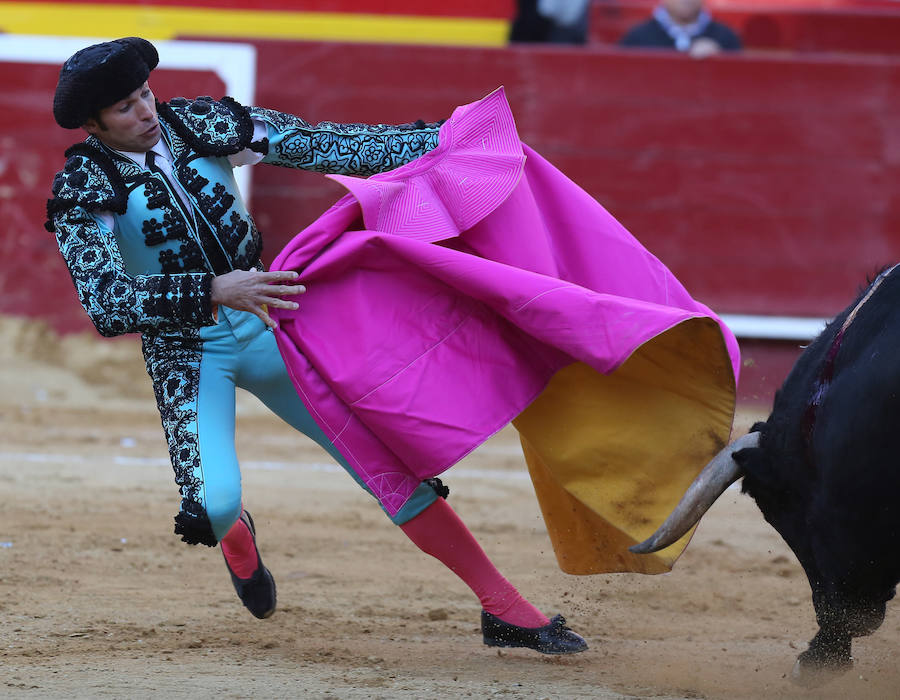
[630,265,900,686]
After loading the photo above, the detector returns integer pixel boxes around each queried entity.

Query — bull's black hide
[735,266,900,675]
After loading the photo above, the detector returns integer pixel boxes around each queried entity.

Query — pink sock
[400,497,550,628]
[220,513,259,579]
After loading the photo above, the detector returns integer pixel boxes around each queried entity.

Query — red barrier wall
[243,41,899,319]
[243,42,898,406]
[5,41,899,404]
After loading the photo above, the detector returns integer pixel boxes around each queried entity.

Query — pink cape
[270,88,740,518]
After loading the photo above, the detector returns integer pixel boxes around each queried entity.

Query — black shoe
[223,511,276,619]
[481,611,588,655]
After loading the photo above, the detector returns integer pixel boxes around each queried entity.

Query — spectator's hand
[211,268,306,329]
[689,37,723,59]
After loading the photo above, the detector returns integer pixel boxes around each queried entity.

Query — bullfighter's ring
[1,2,898,697]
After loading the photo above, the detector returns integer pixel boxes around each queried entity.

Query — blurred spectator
[620,0,742,58]
[510,0,592,45]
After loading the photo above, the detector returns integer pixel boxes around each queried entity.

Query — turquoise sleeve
[247,105,441,176]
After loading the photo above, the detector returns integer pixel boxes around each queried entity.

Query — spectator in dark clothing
[510,0,591,45]
[620,0,741,58]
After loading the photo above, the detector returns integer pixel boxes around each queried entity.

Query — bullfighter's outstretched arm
[247,105,441,176]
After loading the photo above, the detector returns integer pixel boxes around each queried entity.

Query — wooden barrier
[4,39,898,402]
[246,41,899,318]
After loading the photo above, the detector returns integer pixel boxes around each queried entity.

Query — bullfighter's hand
[210,268,306,329]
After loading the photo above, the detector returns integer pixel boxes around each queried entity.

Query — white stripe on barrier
[720,314,827,341]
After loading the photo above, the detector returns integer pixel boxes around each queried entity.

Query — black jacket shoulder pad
[158,96,254,157]
[45,143,127,231]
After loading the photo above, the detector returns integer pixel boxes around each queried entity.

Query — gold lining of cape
[513,317,736,575]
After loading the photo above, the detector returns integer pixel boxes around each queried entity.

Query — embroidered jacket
[46,96,441,338]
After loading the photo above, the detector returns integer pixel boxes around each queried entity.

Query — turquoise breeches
[149,306,437,542]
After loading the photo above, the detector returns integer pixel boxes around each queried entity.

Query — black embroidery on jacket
[247,105,441,177]
[45,142,128,230]
[142,333,217,546]
[51,205,215,338]
[142,209,189,247]
[158,96,254,157]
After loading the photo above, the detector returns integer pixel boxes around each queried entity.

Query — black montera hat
[53,37,159,129]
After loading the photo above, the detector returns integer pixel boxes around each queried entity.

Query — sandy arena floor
[0,316,897,699]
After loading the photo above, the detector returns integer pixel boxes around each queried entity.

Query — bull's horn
[629,431,760,554]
